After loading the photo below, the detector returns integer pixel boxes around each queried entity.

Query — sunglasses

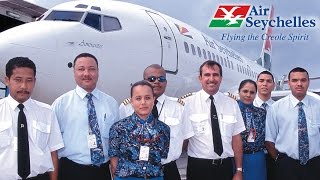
[146,76,167,83]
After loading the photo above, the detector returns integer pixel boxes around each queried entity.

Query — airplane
[0,0,272,104]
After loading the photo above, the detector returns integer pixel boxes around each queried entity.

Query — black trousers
[187,156,233,180]
[274,153,320,180]
[265,153,275,180]
[163,160,181,180]
[27,172,49,180]
[59,157,111,180]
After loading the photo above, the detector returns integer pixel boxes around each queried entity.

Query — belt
[60,157,109,169]
[189,156,232,166]
[278,153,320,163]
[244,150,264,154]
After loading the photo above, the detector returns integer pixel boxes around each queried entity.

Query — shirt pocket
[309,122,320,137]
[219,115,236,138]
[101,114,115,139]
[165,117,180,138]
[32,120,50,151]
[189,113,210,136]
[0,121,12,149]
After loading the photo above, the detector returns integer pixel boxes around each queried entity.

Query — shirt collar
[289,94,309,108]
[157,94,166,105]
[75,85,99,100]
[200,89,220,103]
[238,100,254,110]
[255,95,274,107]
[132,112,154,124]
[6,95,32,111]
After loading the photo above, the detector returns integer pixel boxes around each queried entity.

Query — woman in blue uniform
[109,80,170,180]
[237,79,267,180]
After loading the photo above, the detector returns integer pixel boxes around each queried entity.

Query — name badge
[139,146,150,161]
[87,134,98,149]
[247,128,256,143]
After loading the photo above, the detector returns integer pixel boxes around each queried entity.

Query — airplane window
[45,11,84,21]
[103,16,121,32]
[197,47,202,58]
[75,4,88,9]
[212,53,215,61]
[216,55,220,64]
[219,56,224,66]
[203,49,207,59]
[84,13,101,31]
[184,42,189,53]
[191,44,196,55]
[207,51,211,60]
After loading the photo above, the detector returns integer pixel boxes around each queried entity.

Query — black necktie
[209,96,223,156]
[152,99,159,119]
[17,104,30,179]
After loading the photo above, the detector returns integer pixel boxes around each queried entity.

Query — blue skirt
[243,150,266,180]
[115,177,163,180]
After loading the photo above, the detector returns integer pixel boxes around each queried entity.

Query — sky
[28,0,320,89]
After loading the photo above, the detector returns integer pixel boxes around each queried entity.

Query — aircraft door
[146,11,178,74]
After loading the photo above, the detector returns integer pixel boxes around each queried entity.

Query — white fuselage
[0,0,266,104]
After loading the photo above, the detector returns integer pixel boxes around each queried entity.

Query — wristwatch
[236,168,243,172]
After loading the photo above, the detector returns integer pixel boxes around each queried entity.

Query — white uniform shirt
[265,94,320,160]
[0,95,64,179]
[253,96,274,111]
[183,90,245,159]
[119,94,194,164]
[52,86,119,165]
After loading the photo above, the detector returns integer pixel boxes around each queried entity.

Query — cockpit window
[44,11,84,22]
[75,4,88,9]
[91,6,101,11]
[84,13,101,31]
[103,16,121,32]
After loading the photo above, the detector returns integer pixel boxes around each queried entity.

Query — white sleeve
[181,102,195,139]
[48,110,64,152]
[265,105,278,143]
[232,102,246,136]
[119,103,134,119]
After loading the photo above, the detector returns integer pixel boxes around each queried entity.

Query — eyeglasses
[146,76,167,83]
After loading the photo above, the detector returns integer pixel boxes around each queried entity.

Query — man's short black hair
[257,71,274,82]
[288,67,309,80]
[73,53,98,68]
[6,57,36,78]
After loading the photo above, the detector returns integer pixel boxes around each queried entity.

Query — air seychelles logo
[209,5,251,28]
[209,5,316,29]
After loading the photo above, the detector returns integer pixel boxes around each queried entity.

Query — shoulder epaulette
[179,92,195,99]
[226,92,238,100]
[122,97,131,105]
[177,98,185,106]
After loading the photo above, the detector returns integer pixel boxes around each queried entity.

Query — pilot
[181,60,245,180]
[253,70,275,180]
[52,53,119,180]
[119,64,193,180]
[265,67,320,180]
[0,57,64,179]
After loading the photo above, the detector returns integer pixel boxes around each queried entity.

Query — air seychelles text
[246,5,316,30]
